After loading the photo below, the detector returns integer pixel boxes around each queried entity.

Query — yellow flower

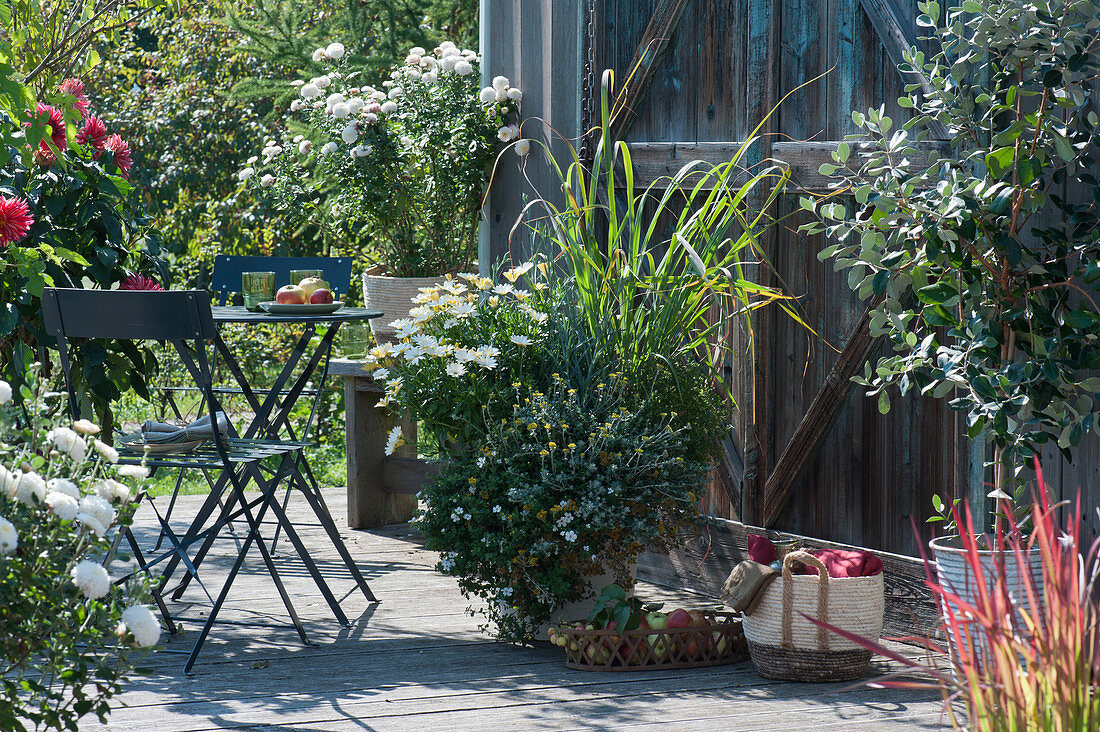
[536,510,547,519]
[512,381,521,388]
[539,449,549,456]
[548,442,557,449]
[468,477,478,485]
[567,443,576,450]
[527,422,538,431]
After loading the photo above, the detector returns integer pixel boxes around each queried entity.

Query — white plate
[119,436,207,455]
[259,300,345,315]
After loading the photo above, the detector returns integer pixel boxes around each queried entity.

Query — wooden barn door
[592,0,973,557]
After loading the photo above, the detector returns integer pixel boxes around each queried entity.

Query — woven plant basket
[741,550,884,682]
[361,273,446,344]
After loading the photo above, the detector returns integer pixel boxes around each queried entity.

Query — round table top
[211,305,384,324]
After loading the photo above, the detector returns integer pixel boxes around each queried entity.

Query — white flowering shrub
[0,366,159,732]
[246,41,525,277]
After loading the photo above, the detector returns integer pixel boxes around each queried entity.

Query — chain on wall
[579,0,597,165]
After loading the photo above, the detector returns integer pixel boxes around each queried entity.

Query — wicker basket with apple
[548,586,748,671]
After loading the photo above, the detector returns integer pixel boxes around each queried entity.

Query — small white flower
[372,367,390,381]
[380,100,399,115]
[47,478,80,500]
[384,427,404,456]
[445,362,467,377]
[492,283,514,296]
[454,60,473,76]
[479,87,497,105]
[0,466,16,499]
[119,605,161,648]
[238,167,255,181]
[260,174,276,188]
[331,102,350,119]
[72,419,100,435]
[290,80,305,87]
[410,45,427,56]
[507,87,523,102]
[0,380,10,404]
[440,55,457,72]
[422,70,438,83]
[341,125,358,144]
[14,471,46,507]
[325,42,346,60]
[347,97,365,113]
[510,334,532,346]
[497,124,520,142]
[47,427,87,461]
[79,494,116,529]
[71,560,110,599]
[320,142,338,155]
[46,492,79,521]
[492,504,502,513]
[514,139,531,157]
[116,465,148,479]
[314,75,332,89]
[300,83,321,99]
[76,512,107,538]
[351,144,372,158]
[93,439,119,463]
[299,140,312,154]
[312,48,327,63]
[563,530,578,542]
[0,516,16,555]
[290,99,304,111]
[388,86,404,99]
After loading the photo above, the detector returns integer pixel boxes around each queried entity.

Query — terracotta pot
[361,273,447,344]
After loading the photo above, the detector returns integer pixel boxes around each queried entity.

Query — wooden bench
[329,359,440,528]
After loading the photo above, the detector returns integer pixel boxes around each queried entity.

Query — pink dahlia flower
[59,78,90,117]
[119,274,163,291]
[32,103,68,153]
[0,196,34,247]
[103,134,132,177]
[77,115,108,150]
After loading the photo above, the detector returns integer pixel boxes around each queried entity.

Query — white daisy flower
[510,334,532,346]
[384,427,404,456]
[71,560,110,599]
[445,362,467,377]
[492,283,514,296]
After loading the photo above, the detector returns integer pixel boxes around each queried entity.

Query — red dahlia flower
[119,274,164,291]
[103,134,132,177]
[59,78,90,117]
[31,103,68,153]
[77,115,108,149]
[0,196,33,247]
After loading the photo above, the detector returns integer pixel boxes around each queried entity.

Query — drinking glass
[289,269,324,286]
[242,271,276,312]
[339,321,370,359]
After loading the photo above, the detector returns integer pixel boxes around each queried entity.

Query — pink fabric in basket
[793,548,884,578]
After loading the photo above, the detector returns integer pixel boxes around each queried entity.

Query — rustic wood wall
[484,0,1100,558]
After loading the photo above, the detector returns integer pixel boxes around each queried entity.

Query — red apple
[275,284,307,304]
[309,288,334,304]
[298,277,330,298]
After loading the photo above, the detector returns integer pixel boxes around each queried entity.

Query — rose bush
[0,365,159,732]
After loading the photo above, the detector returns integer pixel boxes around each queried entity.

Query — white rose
[46,492,79,521]
[72,560,110,599]
[260,174,276,187]
[479,87,497,105]
[454,60,473,76]
[0,381,10,404]
[341,125,358,145]
[119,605,161,648]
[299,140,312,154]
[325,42,346,60]
[507,87,523,102]
[0,516,16,554]
[514,139,531,157]
[331,102,350,119]
[14,471,46,507]
[238,167,255,182]
[300,83,321,99]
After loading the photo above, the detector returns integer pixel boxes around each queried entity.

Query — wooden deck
[91,488,950,731]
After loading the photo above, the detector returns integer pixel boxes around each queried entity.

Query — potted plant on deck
[802,0,1100,642]
[245,41,525,341]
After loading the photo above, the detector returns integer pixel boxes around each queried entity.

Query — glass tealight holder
[242,271,276,312]
[339,321,370,359]
[289,269,324,287]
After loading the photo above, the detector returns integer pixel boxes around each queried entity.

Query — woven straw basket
[361,273,446,344]
[741,550,885,682]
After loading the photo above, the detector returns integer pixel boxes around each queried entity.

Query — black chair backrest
[210,255,354,304]
[42,289,218,420]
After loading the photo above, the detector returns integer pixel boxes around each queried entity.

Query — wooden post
[333,359,417,529]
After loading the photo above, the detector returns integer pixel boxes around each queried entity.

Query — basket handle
[780,550,830,651]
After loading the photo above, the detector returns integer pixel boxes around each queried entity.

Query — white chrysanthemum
[47,478,80,500]
[405,53,422,65]
[514,139,531,157]
[325,92,345,108]
[422,70,438,84]
[346,97,365,113]
[341,125,358,144]
[326,42,346,60]
[440,55,457,72]
[409,45,426,56]
[290,99,304,111]
[116,464,148,479]
[14,471,46,507]
[384,427,404,456]
[380,101,399,115]
[299,140,312,154]
[300,83,321,99]
[314,75,332,89]
[320,142,338,155]
[445,362,467,377]
[507,87,523,102]
[119,605,161,648]
[237,167,254,182]
[492,75,510,92]
[73,419,100,435]
[93,439,119,464]
[71,560,110,599]
[312,47,327,63]
[0,516,16,555]
[0,466,16,499]
[479,87,497,105]
[454,60,473,76]
[331,102,350,119]
[79,494,116,530]
[351,144,372,158]
[0,381,11,404]
[47,426,79,453]
[388,86,404,99]
[46,492,79,521]
[76,512,106,537]
[497,124,520,142]
[510,334,532,346]
[260,174,275,188]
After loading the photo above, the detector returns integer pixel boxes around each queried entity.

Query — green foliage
[416,373,708,642]
[803,0,1100,516]
[0,366,158,731]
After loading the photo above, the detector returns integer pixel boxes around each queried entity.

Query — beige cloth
[721,560,781,615]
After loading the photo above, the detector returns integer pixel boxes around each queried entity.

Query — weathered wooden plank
[381,456,442,495]
[761,299,883,527]
[637,516,941,640]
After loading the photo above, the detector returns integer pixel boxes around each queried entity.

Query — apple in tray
[308,288,334,304]
[275,284,307,304]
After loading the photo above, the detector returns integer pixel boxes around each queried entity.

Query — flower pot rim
[928,535,1037,556]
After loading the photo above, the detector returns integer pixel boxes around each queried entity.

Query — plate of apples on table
[261,277,344,314]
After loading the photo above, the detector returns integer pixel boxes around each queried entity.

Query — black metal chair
[41,288,373,673]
